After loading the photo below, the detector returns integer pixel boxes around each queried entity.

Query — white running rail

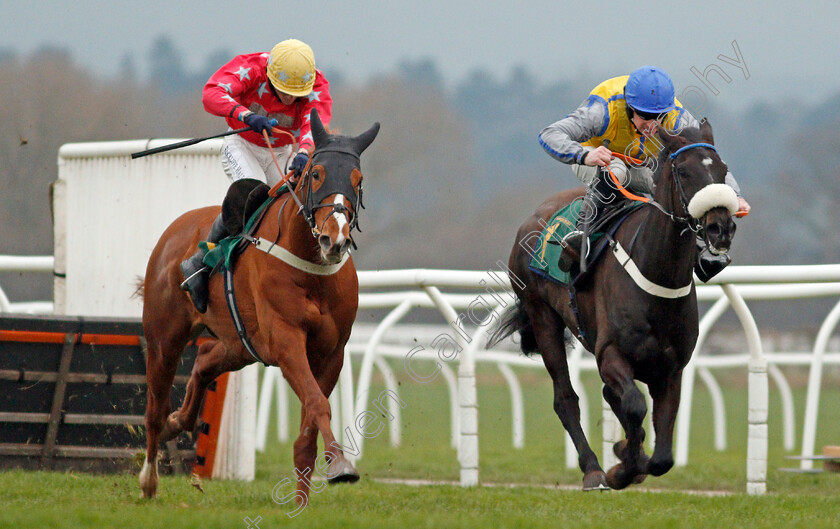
[0,255,55,314]
[253,266,840,496]
[5,257,840,494]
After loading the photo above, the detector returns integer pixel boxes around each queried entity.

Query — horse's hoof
[606,464,634,490]
[632,473,648,485]
[582,470,609,491]
[139,482,157,499]
[139,460,157,499]
[327,458,360,484]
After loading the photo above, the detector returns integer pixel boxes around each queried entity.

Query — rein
[261,131,363,243]
[603,143,724,298]
[606,168,691,227]
[607,144,719,231]
[262,130,312,226]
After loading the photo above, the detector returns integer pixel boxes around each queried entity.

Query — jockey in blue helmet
[538,66,750,281]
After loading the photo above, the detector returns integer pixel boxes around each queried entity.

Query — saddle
[566,201,641,288]
[202,179,287,273]
[220,178,273,235]
[529,199,641,288]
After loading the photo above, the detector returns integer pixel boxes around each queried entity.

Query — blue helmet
[625,66,675,115]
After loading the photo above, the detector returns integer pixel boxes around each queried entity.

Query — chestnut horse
[139,110,380,502]
[488,121,738,490]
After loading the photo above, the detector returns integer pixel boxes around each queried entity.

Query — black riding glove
[289,152,309,177]
[243,113,274,135]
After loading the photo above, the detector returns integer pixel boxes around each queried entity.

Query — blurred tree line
[2,36,840,311]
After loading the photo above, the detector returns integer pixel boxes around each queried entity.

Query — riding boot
[557,231,582,273]
[558,168,618,273]
[180,214,229,313]
[694,237,731,283]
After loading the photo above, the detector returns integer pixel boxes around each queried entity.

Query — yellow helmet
[266,39,316,97]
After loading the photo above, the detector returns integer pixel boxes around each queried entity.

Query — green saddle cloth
[529,199,644,284]
[528,200,599,285]
[200,184,287,271]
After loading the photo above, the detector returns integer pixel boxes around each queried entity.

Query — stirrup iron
[179,266,209,290]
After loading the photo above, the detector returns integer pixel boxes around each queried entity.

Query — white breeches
[571,147,654,195]
[220,133,294,187]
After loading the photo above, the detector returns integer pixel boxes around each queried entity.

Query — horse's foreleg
[599,346,647,489]
[530,305,606,490]
[267,331,348,503]
[310,345,359,484]
[602,383,649,486]
[646,373,682,476]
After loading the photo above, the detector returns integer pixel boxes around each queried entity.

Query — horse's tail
[485,299,539,355]
[132,276,145,301]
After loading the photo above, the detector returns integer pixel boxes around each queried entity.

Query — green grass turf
[1,361,838,528]
[258,361,840,493]
[1,469,839,529]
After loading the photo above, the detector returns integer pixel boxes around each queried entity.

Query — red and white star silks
[202,52,332,151]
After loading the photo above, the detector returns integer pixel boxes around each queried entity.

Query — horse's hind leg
[599,346,648,489]
[164,339,248,440]
[645,373,682,477]
[529,303,607,490]
[140,326,191,498]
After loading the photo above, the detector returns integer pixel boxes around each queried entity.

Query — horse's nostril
[706,223,721,237]
[319,235,331,251]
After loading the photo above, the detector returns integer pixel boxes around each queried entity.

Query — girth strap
[224,269,267,365]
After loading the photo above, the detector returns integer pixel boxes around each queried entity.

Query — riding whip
[130,119,278,159]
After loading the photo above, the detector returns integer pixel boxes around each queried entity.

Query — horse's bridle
[662,142,719,234]
[647,143,717,233]
[294,146,365,246]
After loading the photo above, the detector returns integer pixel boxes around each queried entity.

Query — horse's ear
[656,124,683,153]
[310,109,329,148]
[354,122,381,154]
[699,118,714,145]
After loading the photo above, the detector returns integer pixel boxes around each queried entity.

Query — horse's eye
[312,168,322,180]
[677,167,688,178]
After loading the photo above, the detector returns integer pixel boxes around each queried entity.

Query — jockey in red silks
[181,39,333,313]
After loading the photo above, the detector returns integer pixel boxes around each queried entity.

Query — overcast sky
[2,1,837,109]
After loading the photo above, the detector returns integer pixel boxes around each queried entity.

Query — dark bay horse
[489,120,738,490]
[139,110,380,502]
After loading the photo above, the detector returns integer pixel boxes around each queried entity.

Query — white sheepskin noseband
[687,183,739,219]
